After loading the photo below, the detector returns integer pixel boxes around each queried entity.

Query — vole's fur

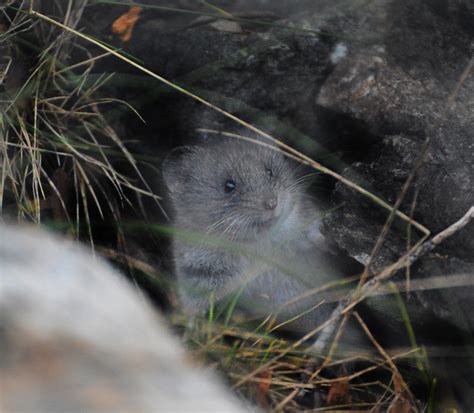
[162,133,343,333]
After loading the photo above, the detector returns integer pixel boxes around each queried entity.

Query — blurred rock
[0,223,249,412]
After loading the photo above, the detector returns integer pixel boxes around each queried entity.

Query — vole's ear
[195,128,220,145]
[161,146,200,194]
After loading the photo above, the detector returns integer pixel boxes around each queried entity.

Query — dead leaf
[326,379,351,406]
[111,6,142,42]
[390,373,417,413]
[255,369,272,409]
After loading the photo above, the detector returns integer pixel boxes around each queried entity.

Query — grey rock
[316,0,474,343]
[316,0,473,257]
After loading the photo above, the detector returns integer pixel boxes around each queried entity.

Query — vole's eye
[224,179,236,193]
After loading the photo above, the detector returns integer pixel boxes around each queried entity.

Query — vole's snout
[263,193,278,211]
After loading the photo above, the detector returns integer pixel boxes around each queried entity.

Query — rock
[0,223,249,412]
[317,0,473,260]
[315,2,474,406]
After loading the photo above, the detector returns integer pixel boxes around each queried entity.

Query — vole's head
[162,135,305,241]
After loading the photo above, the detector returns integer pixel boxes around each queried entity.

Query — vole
[162,131,345,333]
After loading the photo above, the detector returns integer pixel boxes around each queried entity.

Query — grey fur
[162,134,343,333]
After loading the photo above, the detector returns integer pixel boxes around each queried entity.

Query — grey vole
[162,132,345,333]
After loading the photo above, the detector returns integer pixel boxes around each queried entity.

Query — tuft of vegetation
[0,0,155,248]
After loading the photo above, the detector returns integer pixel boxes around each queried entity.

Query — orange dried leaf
[326,379,351,406]
[256,370,272,409]
[390,373,417,413]
[111,6,142,42]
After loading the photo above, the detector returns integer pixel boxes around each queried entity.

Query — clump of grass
[173,304,427,411]
[0,1,156,248]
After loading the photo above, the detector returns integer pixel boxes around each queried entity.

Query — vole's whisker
[205,211,242,235]
[205,217,229,235]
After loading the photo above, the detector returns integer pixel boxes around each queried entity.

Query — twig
[405,187,420,296]
[274,387,299,411]
[359,135,432,284]
[353,312,409,392]
[310,310,348,377]
[311,299,348,354]
[311,206,474,354]
[408,206,474,265]
[353,312,419,410]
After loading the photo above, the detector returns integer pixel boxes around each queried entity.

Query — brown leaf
[255,369,272,409]
[111,6,142,42]
[389,396,416,413]
[326,379,351,406]
[390,373,417,413]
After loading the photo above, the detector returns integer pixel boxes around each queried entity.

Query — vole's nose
[263,193,278,210]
